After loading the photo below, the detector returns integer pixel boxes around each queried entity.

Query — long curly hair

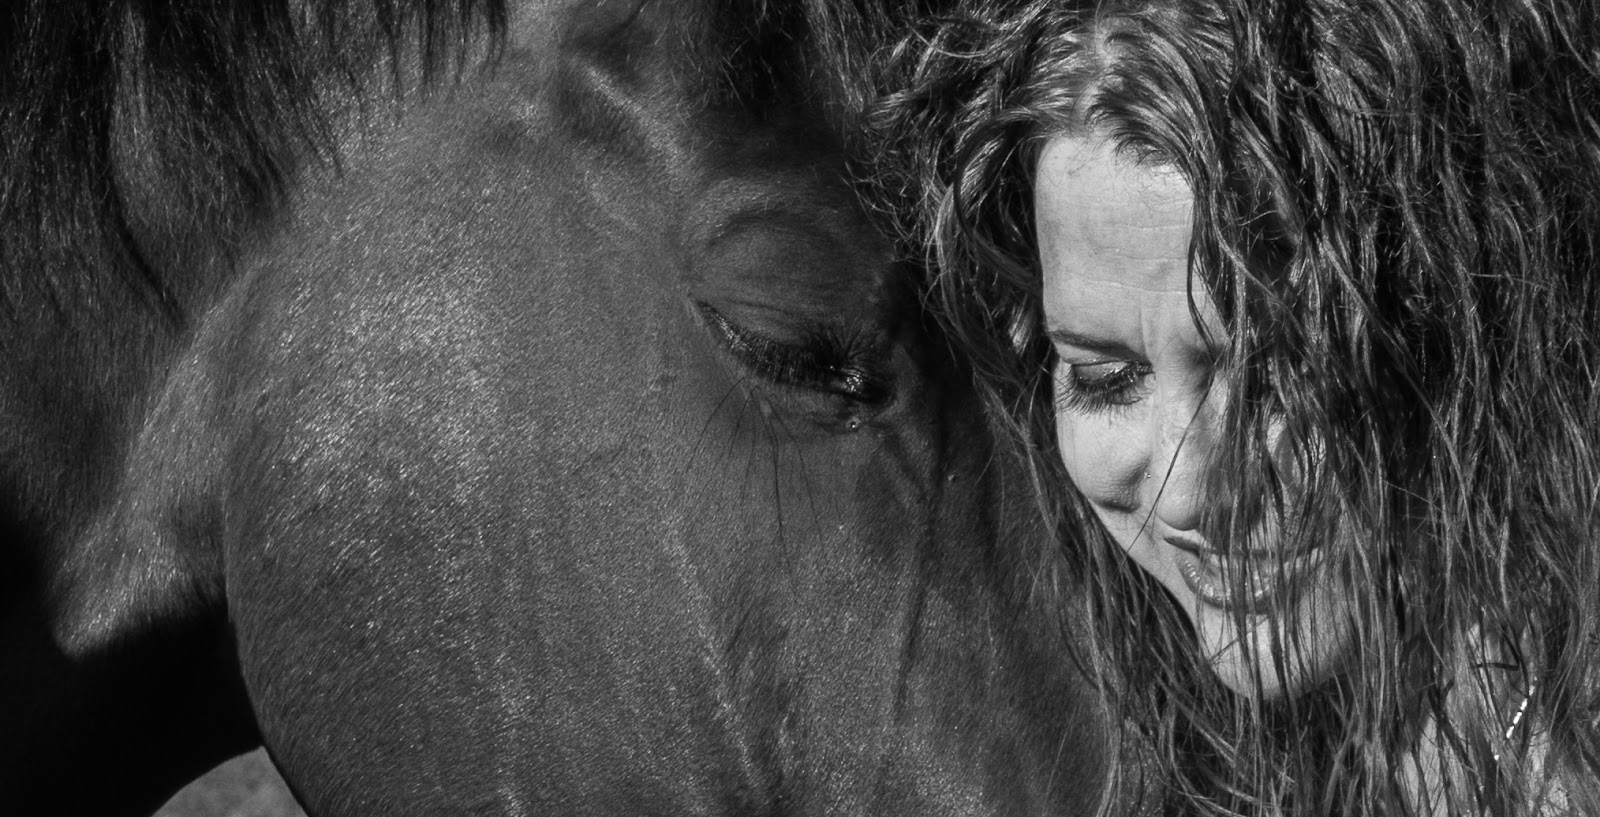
[867,0,1600,814]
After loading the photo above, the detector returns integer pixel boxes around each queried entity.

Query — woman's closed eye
[1056,359,1154,413]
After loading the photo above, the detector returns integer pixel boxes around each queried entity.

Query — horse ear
[50,348,230,660]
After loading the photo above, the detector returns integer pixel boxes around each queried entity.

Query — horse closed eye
[696,301,892,407]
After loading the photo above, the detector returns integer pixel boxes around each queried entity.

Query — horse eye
[696,301,892,406]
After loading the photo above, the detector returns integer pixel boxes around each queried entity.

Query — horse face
[42,1,1112,814]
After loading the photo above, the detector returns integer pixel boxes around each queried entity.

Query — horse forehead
[257,0,890,388]
[500,0,887,304]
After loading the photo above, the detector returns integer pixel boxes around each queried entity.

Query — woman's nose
[1148,392,1217,534]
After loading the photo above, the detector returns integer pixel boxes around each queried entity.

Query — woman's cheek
[1055,411,1146,511]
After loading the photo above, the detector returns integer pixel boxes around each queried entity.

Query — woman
[872,0,1600,813]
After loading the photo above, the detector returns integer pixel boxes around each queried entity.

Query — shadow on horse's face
[36,1,1112,814]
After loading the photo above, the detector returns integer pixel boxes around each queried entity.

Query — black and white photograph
[4,1,1596,815]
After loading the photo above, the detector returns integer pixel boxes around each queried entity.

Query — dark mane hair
[0,0,508,327]
[0,0,923,325]
[868,0,1600,814]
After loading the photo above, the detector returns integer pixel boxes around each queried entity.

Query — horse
[2,1,1116,814]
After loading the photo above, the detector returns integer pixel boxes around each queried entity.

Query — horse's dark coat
[4,1,1113,815]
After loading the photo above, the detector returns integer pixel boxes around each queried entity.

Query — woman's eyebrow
[1046,326,1132,356]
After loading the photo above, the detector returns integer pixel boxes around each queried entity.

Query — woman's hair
[868,0,1600,813]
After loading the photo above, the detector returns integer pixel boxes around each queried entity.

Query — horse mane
[702,0,956,138]
[0,0,508,323]
[0,0,929,325]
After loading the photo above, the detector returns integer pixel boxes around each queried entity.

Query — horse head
[11,1,1115,814]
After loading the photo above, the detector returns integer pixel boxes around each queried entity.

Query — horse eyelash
[697,302,891,404]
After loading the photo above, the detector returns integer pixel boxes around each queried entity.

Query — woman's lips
[1170,542,1318,614]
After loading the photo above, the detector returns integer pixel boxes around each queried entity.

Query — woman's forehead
[1036,136,1193,300]
[1034,133,1228,357]
[1034,134,1190,220]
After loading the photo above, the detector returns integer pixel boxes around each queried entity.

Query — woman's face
[1035,135,1352,699]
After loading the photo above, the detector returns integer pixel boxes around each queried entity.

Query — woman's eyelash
[1056,360,1154,412]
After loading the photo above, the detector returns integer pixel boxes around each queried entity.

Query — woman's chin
[1188,577,1354,702]
[1134,539,1355,700]
[1197,625,1298,700]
